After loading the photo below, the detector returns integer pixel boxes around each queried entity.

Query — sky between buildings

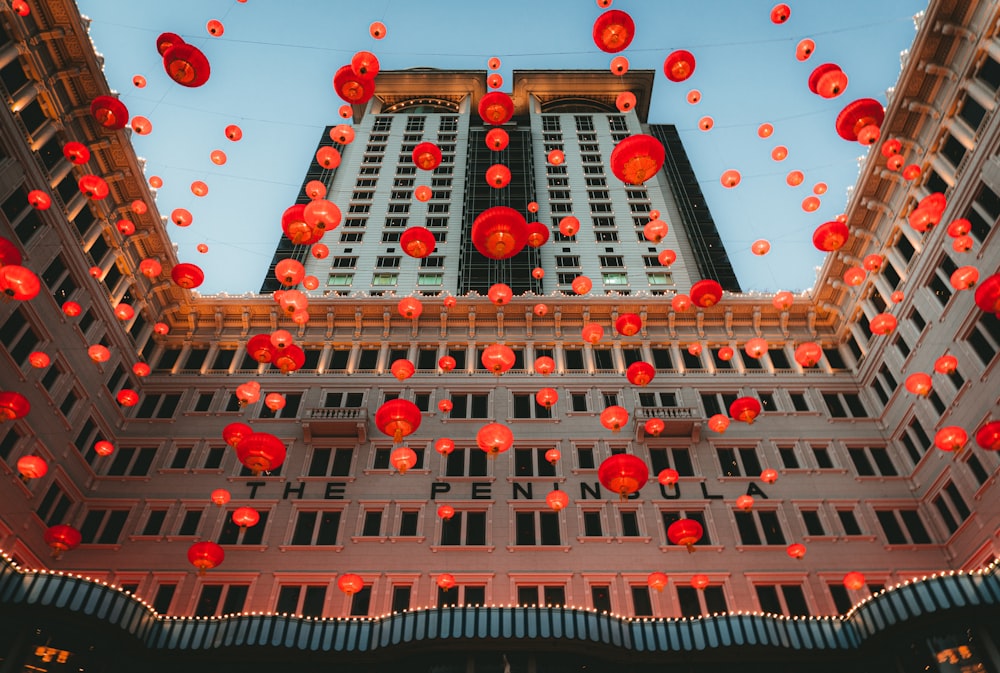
[76,0,928,296]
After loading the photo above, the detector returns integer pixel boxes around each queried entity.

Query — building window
[874,509,932,544]
[290,510,342,545]
[450,393,490,419]
[513,448,558,477]
[846,446,897,476]
[836,508,864,536]
[932,482,972,536]
[716,447,762,477]
[104,447,158,477]
[602,272,628,286]
[676,585,727,618]
[78,509,130,544]
[438,585,486,607]
[417,273,443,286]
[631,585,654,616]
[648,448,694,476]
[800,509,825,536]
[439,510,488,546]
[517,585,566,607]
[372,273,398,286]
[307,448,354,477]
[444,448,489,477]
[755,584,810,616]
[646,272,672,286]
[822,392,868,418]
[734,510,786,545]
[514,510,562,546]
[194,584,249,617]
[275,585,327,617]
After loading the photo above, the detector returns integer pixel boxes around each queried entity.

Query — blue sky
[77,0,928,295]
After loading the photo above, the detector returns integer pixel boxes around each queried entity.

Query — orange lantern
[709,413,732,433]
[235,381,261,406]
[87,344,111,363]
[598,454,648,498]
[114,303,135,321]
[610,134,665,185]
[691,574,711,590]
[477,422,514,456]
[772,291,794,310]
[61,300,81,316]
[869,313,898,336]
[771,145,788,161]
[690,279,723,308]
[663,50,696,82]
[770,3,790,23]
[232,507,260,528]
[804,194,821,209]
[535,387,558,409]
[438,356,456,373]
[616,91,636,113]
[647,572,668,593]
[744,337,768,359]
[904,372,932,396]
[667,518,703,552]
[751,239,771,256]
[643,219,668,243]
[398,297,424,319]
[376,399,422,443]
[390,446,418,474]
[438,399,453,413]
[671,294,692,312]
[758,123,774,138]
[131,116,152,135]
[548,149,565,165]
[275,258,305,286]
[437,504,455,520]
[808,62,847,98]
[626,361,655,386]
[535,356,555,375]
[658,249,677,266]
[236,432,286,475]
[950,266,979,291]
[953,235,974,253]
[153,322,169,335]
[210,489,231,507]
[844,267,866,286]
[975,421,1000,451]
[582,323,604,345]
[264,393,286,412]
[717,347,735,361]
[862,254,884,272]
[311,243,330,260]
[796,39,815,61]
[44,524,82,559]
[481,344,516,375]
[699,116,714,131]
[592,9,634,53]
[435,438,455,455]
[437,574,457,591]
[17,455,47,481]
[600,405,629,432]
[211,149,227,166]
[391,359,416,381]
[934,426,968,452]
[730,397,762,424]
[657,468,679,485]
[572,276,593,295]
[139,258,162,278]
[471,206,528,260]
[720,169,741,188]
[545,448,561,464]
[116,389,138,407]
[760,468,779,484]
[130,362,150,378]
[843,572,866,591]
[794,342,823,367]
[545,489,570,512]
[645,418,665,437]
[338,573,364,595]
[934,355,958,375]
[187,541,224,574]
[736,495,754,511]
[786,543,807,559]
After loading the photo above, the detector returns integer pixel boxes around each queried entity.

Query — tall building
[0,0,999,671]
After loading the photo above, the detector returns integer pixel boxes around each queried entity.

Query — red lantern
[717,347,735,361]
[904,372,932,397]
[44,524,82,559]
[744,337,768,359]
[667,518,703,552]
[572,276,593,295]
[338,573,365,596]
[487,283,514,306]
[975,421,1000,451]
[211,489,231,507]
[486,127,509,151]
[844,266,866,286]
[647,572,668,592]
[843,572,866,591]
[27,190,51,210]
[412,142,442,171]
[435,438,455,455]
[471,207,528,260]
[61,301,81,316]
[751,239,771,256]
[934,355,958,375]
[812,220,850,251]
[615,313,642,336]
[730,397,762,424]
[391,359,415,381]
[808,62,847,98]
[545,489,570,512]
[626,361,655,387]
[794,342,823,367]
[671,294,691,312]
[437,573,456,591]
[835,98,885,144]
[332,65,375,105]
[232,506,260,528]
[708,413,731,433]
[535,304,548,318]
[598,454,648,499]
[690,279,724,308]
[525,223,549,249]
[645,418,665,437]
[94,440,114,456]
[139,258,162,278]
[478,92,514,125]
[63,141,90,164]
[264,393,286,412]
[735,495,754,511]
[312,243,330,259]
[545,448,561,464]
[275,259,305,286]
[934,426,968,452]
[77,174,109,200]
[438,356,456,373]
[400,227,436,259]
[443,296,457,309]
[274,345,306,373]
[786,543,807,559]
[535,356,555,375]
[953,235,974,253]
[950,266,979,291]
[375,399,422,443]
[663,50,696,82]
[438,504,455,520]
[154,322,169,335]
[482,344,516,375]
[582,323,604,345]
[691,574,710,590]
[236,432,287,475]
[171,263,205,289]
[772,291,794,311]
[975,273,1000,314]
[437,399,453,413]
[236,381,261,406]
[643,219,668,243]
[719,169,741,188]
[90,95,128,130]
[398,297,423,320]
[116,389,138,407]
[770,3,791,23]
[616,91,636,113]
[548,150,565,166]
[600,405,629,433]
[369,20,386,38]
[760,468,779,484]
[187,541,225,574]
[28,352,50,369]
[163,43,211,87]
[610,134,665,185]
[485,164,511,189]
[390,446,418,474]
[657,468,679,486]
[559,216,580,237]
[87,344,110,363]
[535,387,558,409]
[17,455,47,481]
[869,313,898,336]
[477,422,514,456]
[592,9,634,53]
[114,303,134,321]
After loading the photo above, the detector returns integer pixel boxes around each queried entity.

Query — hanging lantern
[87,344,110,363]
[708,413,730,434]
[772,291,794,311]
[720,169,741,188]
[17,455,47,481]
[236,432,286,475]
[171,263,205,289]
[94,440,114,456]
[376,399,422,443]
[44,524,82,559]
[975,421,1000,451]
[61,301,81,317]
[535,356,555,375]
[796,38,815,61]
[478,91,514,125]
[485,164,512,189]
[717,346,735,361]
[438,504,455,520]
[398,297,424,319]
[312,243,330,259]
[187,541,225,574]
[975,273,1000,314]
[548,149,565,165]
[904,372,932,397]
[626,361,655,386]
[545,448,561,464]
[657,468,679,486]
[770,3,791,23]
[90,95,128,130]
[582,323,604,345]
[471,206,529,260]
[398,227,436,260]
[559,216,580,237]
[78,175,109,200]
[751,239,771,256]
[667,518,703,552]
[786,543,807,560]
[645,418,666,437]
[273,345,306,373]
[812,221,850,251]
[600,405,629,432]
[477,422,514,456]
[435,438,455,455]
[338,573,365,596]
[545,489,570,512]
[232,507,260,528]
[27,190,51,210]
[663,50,696,82]
[264,393,286,412]
[223,420,254,449]
[133,361,152,378]
[332,65,375,105]
[744,337,768,359]
[247,334,275,364]
[598,454,648,499]
[535,387,558,409]
[525,222,549,248]
[139,258,162,278]
[615,313,642,336]
[808,63,847,98]
[443,296,457,309]
[844,267,866,286]
[862,254,884,272]
[794,342,823,367]
[735,495,754,511]
[487,74,502,89]
[275,259,306,286]
[153,322,170,335]
[643,219,668,243]
[236,382,261,406]
[162,43,211,87]
[729,397,762,424]
[934,355,958,375]
[486,127,509,151]
[616,91,636,113]
[647,572,668,592]
[934,426,968,452]
[592,9,634,53]
[835,98,885,144]
[771,145,788,161]
[690,279,723,308]
[63,141,91,165]
[951,266,980,291]
[699,116,714,131]
[953,235,974,253]
[116,389,139,407]
[438,399,453,413]
[843,572,866,591]
[658,249,677,267]
[671,294,692,312]
[481,344,516,375]
[436,574,456,591]
[412,142,442,171]
[390,446,418,474]
[487,283,513,307]
[691,574,711,590]
[610,134,665,185]
[760,468,779,484]
[572,276,593,295]
[391,359,416,381]
[28,352,50,369]
[869,313,898,336]
[438,356,456,373]
[210,489,231,507]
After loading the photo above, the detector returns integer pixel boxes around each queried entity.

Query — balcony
[302,407,368,442]
[634,406,701,440]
